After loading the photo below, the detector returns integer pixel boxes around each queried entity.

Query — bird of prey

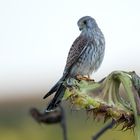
[43,16,105,111]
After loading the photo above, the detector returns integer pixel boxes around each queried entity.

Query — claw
[76,75,94,81]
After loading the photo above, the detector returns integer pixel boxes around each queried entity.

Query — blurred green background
[0,97,136,140]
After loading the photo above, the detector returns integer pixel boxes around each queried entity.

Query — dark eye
[83,20,87,24]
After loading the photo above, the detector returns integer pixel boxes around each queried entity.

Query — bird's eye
[83,20,87,24]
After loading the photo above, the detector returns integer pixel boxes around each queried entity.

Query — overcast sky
[0,0,140,100]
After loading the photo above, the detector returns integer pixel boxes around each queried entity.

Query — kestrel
[44,16,105,111]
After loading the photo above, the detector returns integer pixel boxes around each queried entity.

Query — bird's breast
[70,40,105,77]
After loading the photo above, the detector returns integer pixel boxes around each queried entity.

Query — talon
[76,75,94,81]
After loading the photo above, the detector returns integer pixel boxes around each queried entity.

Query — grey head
[77,16,98,31]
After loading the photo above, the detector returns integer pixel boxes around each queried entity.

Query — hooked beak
[79,23,86,31]
[79,27,83,31]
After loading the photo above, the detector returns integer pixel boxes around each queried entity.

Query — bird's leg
[76,74,94,81]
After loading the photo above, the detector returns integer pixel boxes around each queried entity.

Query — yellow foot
[76,75,94,81]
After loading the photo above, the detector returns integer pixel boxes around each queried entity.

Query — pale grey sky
[0,0,140,99]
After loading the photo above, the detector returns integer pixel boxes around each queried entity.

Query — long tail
[43,80,61,99]
[43,75,67,111]
[46,84,66,111]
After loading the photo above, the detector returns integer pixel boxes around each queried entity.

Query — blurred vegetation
[0,97,136,140]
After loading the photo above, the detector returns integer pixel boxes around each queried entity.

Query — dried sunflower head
[63,71,140,139]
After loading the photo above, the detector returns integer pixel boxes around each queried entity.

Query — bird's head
[77,16,97,31]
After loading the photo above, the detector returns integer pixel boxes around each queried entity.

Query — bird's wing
[63,35,89,74]
[45,36,89,109]
[43,36,88,99]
